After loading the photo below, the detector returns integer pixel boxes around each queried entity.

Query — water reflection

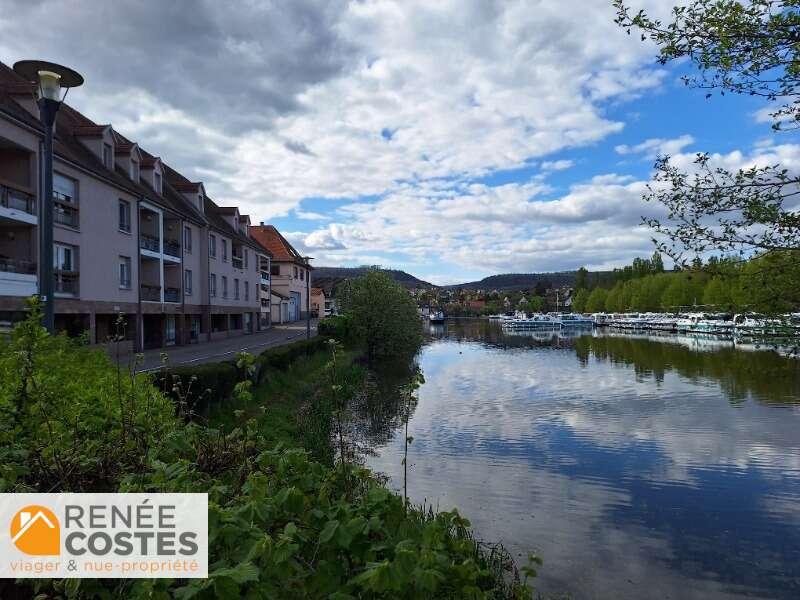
[365,320,800,599]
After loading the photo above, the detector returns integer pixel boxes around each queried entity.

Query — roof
[271,289,290,300]
[0,61,205,226]
[250,224,312,267]
[311,287,325,295]
[204,196,262,252]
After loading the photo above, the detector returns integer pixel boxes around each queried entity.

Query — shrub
[338,270,423,364]
[156,360,239,413]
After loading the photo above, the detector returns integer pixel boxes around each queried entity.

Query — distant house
[310,287,325,317]
[467,299,486,311]
[270,289,291,324]
[250,224,312,322]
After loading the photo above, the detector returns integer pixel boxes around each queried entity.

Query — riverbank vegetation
[0,302,533,599]
[336,269,424,365]
[571,251,800,314]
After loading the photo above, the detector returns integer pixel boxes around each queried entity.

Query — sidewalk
[122,320,318,371]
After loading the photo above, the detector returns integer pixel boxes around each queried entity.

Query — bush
[318,314,356,344]
[255,336,330,383]
[338,270,423,364]
[156,360,239,412]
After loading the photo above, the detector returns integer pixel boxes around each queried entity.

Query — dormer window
[103,144,112,168]
[154,172,162,194]
[131,160,139,181]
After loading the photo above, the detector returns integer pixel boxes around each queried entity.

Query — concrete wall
[270,261,310,320]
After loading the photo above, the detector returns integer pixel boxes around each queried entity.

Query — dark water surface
[364,320,800,599]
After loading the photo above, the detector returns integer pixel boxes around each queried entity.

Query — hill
[312,267,434,295]
[446,271,614,292]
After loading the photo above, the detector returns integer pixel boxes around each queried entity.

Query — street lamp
[304,257,313,340]
[13,60,84,332]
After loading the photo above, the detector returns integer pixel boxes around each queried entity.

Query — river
[363,320,800,599]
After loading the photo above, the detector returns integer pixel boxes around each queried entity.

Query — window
[244,281,249,301]
[221,239,228,261]
[119,256,131,289]
[234,278,240,300]
[209,234,216,258]
[293,266,298,279]
[154,172,162,194]
[209,274,216,297]
[300,269,304,281]
[118,200,131,232]
[131,160,139,181]
[222,276,228,298]
[271,264,280,276]
[103,144,112,168]
[53,174,79,229]
[54,244,73,271]
[54,173,77,204]
[185,269,193,296]
[244,249,248,269]
[184,226,192,253]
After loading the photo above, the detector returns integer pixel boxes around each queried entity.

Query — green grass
[207,348,360,458]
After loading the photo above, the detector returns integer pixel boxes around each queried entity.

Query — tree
[572,288,590,313]
[528,295,545,313]
[615,0,800,306]
[586,287,609,313]
[338,270,423,364]
[661,276,693,310]
[574,267,589,290]
[703,277,733,310]
[651,251,664,274]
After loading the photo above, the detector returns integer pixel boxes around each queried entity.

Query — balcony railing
[232,255,243,269]
[54,271,78,296]
[164,239,180,257]
[53,202,79,228]
[1,185,35,215]
[0,257,36,275]
[260,272,269,283]
[164,287,180,303]
[140,234,160,252]
[141,284,161,302]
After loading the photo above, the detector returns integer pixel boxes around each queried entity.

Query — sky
[0,0,794,285]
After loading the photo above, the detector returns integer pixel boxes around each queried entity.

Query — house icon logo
[9,505,60,555]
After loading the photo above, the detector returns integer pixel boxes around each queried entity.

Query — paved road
[123,321,318,371]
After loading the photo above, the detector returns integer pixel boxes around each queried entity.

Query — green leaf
[320,519,339,543]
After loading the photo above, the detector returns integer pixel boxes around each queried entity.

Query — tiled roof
[204,197,262,252]
[73,124,109,137]
[311,287,324,295]
[250,225,311,267]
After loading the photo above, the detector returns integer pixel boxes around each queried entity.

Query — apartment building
[0,62,271,350]
[249,224,312,322]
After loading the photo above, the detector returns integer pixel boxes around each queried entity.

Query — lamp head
[12,60,84,102]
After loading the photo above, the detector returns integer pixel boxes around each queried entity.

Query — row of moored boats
[492,311,800,337]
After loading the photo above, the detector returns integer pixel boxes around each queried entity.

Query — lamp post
[304,257,312,340]
[13,60,84,332]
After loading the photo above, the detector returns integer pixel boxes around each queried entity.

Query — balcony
[232,255,243,269]
[54,271,78,296]
[164,239,181,258]
[164,287,180,303]
[53,194,79,228]
[141,284,161,302]
[0,257,36,275]
[0,185,36,225]
[140,233,160,253]
[0,257,37,297]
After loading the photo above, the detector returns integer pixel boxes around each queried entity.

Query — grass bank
[0,306,536,599]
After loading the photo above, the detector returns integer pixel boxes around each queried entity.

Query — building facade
[249,225,312,322]
[0,62,273,350]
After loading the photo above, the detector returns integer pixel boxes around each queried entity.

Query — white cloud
[541,159,574,171]
[615,134,695,159]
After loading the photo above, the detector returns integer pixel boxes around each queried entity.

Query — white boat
[502,313,561,329]
[558,313,595,328]
[428,310,445,324]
